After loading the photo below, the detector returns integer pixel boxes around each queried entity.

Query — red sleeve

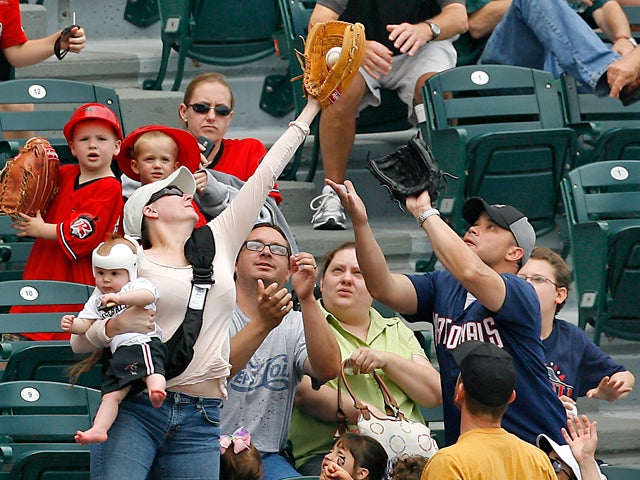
[193,201,207,227]
[57,177,124,261]
[0,0,28,50]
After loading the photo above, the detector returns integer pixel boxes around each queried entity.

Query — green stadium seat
[0,78,124,166]
[0,380,100,442]
[420,65,576,238]
[0,380,97,479]
[1,343,102,389]
[0,280,97,386]
[560,74,640,167]
[560,160,640,345]
[0,216,34,282]
[143,0,280,91]
[600,464,640,480]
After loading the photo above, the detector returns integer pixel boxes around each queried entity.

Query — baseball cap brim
[124,166,196,238]
[117,125,201,181]
[63,102,123,142]
[462,197,535,264]
[536,434,582,480]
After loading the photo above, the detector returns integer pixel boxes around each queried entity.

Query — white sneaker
[310,189,347,230]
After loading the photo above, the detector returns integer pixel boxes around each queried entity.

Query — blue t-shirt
[544,318,626,400]
[407,270,566,446]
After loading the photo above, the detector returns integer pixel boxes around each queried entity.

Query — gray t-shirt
[221,307,308,453]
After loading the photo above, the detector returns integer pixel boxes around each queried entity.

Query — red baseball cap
[117,125,201,181]
[63,102,123,142]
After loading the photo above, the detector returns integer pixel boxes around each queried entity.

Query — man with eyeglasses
[519,247,635,418]
[330,182,568,448]
[222,223,340,480]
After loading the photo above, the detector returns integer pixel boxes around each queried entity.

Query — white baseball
[325,47,342,68]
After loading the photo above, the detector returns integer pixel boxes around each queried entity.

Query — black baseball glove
[368,136,451,209]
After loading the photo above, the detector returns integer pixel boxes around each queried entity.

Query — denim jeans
[261,452,302,480]
[480,0,619,93]
[91,391,222,479]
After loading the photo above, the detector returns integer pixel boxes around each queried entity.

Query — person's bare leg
[146,373,167,408]
[0,103,35,140]
[319,75,367,183]
[75,387,129,444]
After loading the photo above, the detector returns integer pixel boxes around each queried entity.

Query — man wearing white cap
[330,180,567,447]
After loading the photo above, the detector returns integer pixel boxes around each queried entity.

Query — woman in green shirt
[288,242,442,476]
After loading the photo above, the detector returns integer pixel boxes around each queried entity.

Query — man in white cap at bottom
[538,414,606,480]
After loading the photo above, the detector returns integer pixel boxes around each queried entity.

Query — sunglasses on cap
[146,186,184,206]
[188,103,232,116]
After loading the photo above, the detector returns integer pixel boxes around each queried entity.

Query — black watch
[427,22,440,41]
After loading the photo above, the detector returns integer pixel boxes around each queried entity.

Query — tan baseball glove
[0,137,60,217]
[297,20,366,108]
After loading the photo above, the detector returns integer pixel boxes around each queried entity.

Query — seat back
[560,160,640,343]
[599,465,640,480]
[0,280,94,337]
[562,160,640,225]
[0,216,33,282]
[1,343,102,389]
[0,380,100,442]
[0,79,124,165]
[146,0,279,91]
[0,443,90,480]
[561,74,640,166]
[422,65,575,235]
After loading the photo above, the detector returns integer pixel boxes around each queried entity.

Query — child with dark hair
[219,427,263,480]
[320,432,388,480]
[389,454,428,480]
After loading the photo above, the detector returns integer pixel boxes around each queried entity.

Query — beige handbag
[336,360,439,459]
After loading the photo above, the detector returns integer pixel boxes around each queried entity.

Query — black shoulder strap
[164,226,216,380]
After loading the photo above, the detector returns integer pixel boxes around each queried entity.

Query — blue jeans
[261,452,302,480]
[480,0,620,93]
[91,391,222,479]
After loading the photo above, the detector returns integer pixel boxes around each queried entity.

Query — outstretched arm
[3,26,86,67]
[586,370,635,402]
[406,190,508,313]
[562,415,601,480]
[329,179,419,315]
[294,253,341,382]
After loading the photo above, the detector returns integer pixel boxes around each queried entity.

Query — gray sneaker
[310,190,347,230]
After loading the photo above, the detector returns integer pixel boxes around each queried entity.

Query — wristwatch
[426,22,441,41]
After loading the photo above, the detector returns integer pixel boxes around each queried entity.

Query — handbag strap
[336,359,407,436]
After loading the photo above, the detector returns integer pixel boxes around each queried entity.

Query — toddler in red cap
[117,125,231,228]
[9,103,125,341]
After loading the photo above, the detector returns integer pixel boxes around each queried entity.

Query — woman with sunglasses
[178,72,282,205]
[70,92,322,479]
[518,247,635,417]
[178,72,297,251]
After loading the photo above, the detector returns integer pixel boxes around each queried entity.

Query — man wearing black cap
[422,341,557,478]
[327,179,567,447]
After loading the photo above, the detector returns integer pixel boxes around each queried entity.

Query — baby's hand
[100,293,120,307]
[60,314,75,331]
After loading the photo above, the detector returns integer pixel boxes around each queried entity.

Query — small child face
[131,137,179,185]
[95,267,130,294]
[320,442,359,480]
[69,120,121,173]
